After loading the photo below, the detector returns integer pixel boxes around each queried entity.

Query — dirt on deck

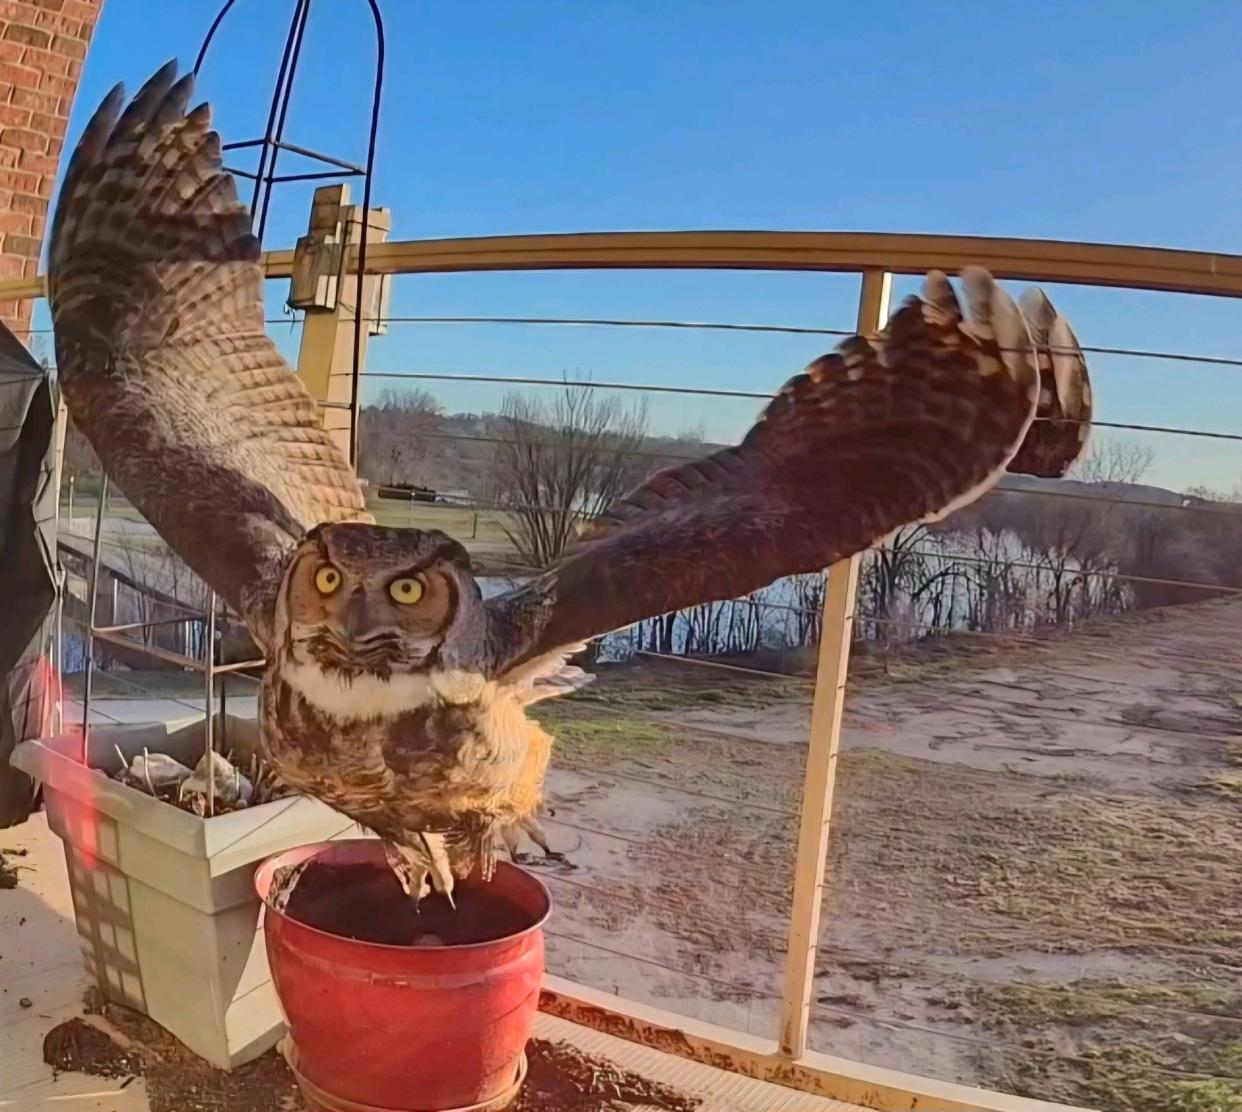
[43,996,699,1112]
[527,595,1242,1112]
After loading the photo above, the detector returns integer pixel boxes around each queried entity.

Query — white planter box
[11,715,359,1069]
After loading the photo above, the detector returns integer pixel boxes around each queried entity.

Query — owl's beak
[342,588,372,642]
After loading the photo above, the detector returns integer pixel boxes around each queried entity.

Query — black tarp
[0,325,58,828]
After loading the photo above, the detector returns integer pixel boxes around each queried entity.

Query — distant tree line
[62,374,1242,664]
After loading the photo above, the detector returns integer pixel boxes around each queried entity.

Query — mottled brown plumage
[49,63,1092,904]
[47,62,368,648]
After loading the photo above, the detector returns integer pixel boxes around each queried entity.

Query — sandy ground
[524,596,1242,1112]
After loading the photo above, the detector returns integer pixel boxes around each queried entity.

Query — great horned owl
[48,64,1091,905]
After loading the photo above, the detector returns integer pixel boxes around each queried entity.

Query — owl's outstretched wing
[485,269,1058,672]
[48,62,368,647]
[1007,288,1092,478]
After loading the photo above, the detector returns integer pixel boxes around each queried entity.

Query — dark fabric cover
[0,326,58,828]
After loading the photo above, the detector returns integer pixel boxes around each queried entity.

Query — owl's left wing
[485,268,1085,674]
[48,62,369,646]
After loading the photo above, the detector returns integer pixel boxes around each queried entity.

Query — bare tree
[356,388,444,487]
[1073,437,1154,485]
[489,383,649,567]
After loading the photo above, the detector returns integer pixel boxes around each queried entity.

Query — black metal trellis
[194,0,386,467]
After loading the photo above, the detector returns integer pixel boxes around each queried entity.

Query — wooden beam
[333,229,1242,297]
[778,270,889,1058]
[8,229,1242,300]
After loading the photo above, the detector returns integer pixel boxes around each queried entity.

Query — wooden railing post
[292,184,391,465]
[778,268,891,1059]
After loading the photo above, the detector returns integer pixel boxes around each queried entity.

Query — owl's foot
[268,860,310,913]
[501,815,567,865]
[384,837,455,910]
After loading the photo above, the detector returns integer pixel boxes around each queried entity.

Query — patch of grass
[1227,742,1242,769]
[566,662,806,715]
[364,497,514,548]
[1200,1042,1242,1078]
[533,704,676,763]
[975,984,1242,1112]
[1205,771,1242,798]
[1073,1043,1242,1112]
[972,981,1235,1029]
[570,681,803,714]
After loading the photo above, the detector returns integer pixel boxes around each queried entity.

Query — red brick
[4,24,51,49]
[21,255,37,276]
[10,191,44,217]
[39,71,75,96]
[34,171,51,197]
[0,103,30,127]
[1,126,45,151]
[9,86,56,112]
[0,40,25,65]
[63,0,99,19]
[0,2,45,19]
[63,55,79,78]
[31,0,67,11]
[0,145,17,168]
[0,211,32,235]
[0,256,24,277]
[21,46,69,76]
[18,148,56,175]
[2,232,42,257]
[26,108,56,134]
[49,31,84,58]
[30,11,82,36]
[0,166,40,191]
[19,147,56,173]
[0,62,41,89]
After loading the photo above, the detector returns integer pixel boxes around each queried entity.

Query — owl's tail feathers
[500,644,597,706]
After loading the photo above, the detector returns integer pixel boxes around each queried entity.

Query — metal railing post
[778,268,891,1059]
[80,474,109,761]
[204,591,217,817]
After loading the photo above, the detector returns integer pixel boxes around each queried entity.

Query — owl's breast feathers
[259,655,574,854]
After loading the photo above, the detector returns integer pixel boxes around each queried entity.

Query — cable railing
[23,227,1242,1112]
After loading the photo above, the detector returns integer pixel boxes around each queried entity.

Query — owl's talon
[384,843,432,907]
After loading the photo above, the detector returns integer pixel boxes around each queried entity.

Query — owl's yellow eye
[314,564,342,595]
[389,577,424,605]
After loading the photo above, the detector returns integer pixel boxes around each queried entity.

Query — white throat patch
[282,661,434,721]
[281,661,490,721]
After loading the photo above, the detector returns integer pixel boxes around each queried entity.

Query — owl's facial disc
[284,538,460,676]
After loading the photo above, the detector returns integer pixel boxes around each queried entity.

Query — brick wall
[0,0,102,335]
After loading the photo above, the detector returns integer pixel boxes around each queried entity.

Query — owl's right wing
[48,62,369,648]
[485,270,1057,674]
[1008,288,1092,477]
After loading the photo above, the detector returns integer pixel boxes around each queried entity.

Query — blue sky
[44,1,1242,490]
